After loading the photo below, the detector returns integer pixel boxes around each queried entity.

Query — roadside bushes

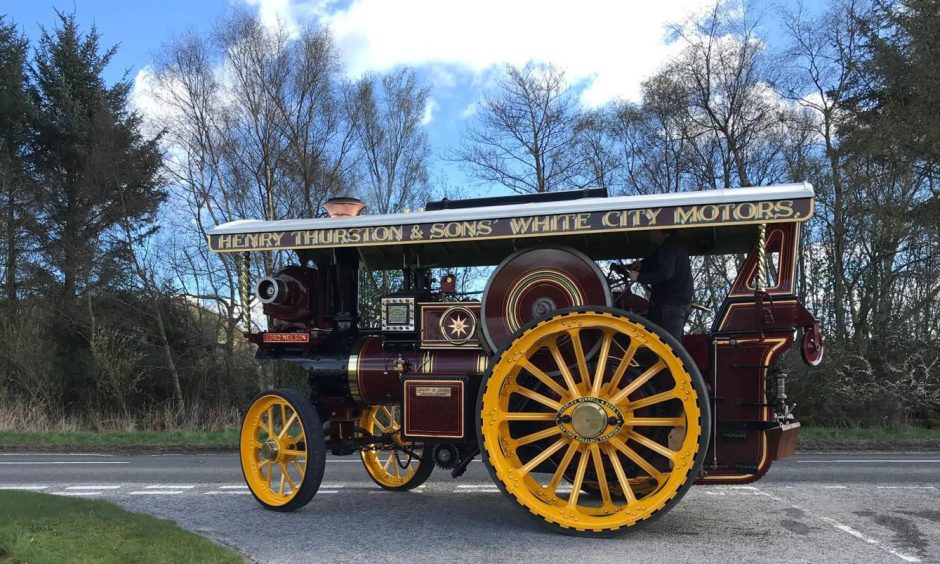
[787,344,940,427]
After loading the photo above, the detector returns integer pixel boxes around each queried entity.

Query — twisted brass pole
[756,224,767,292]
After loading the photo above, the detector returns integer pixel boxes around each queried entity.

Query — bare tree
[455,63,587,193]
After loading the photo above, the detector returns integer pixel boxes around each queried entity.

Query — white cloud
[313,0,714,105]
[238,0,714,105]
[460,102,477,119]
[421,97,439,125]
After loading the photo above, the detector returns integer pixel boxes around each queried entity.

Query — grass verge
[0,490,242,564]
[0,430,238,452]
[799,425,940,450]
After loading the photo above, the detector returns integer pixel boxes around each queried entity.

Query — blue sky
[3,0,805,198]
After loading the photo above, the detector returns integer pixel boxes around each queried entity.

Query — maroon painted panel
[403,380,464,439]
[420,303,482,349]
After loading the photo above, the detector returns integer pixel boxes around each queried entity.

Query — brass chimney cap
[324,197,366,217]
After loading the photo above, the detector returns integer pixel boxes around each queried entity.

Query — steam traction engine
[208,184,823,536]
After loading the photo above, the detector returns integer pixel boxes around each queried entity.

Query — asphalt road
[2,451,939,563]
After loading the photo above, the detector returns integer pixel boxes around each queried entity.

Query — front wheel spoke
[568,329,590,391]
[622,417,685,427]
[626,431,677,462]
[609,436,666,483]
[589,444,612,507]
[622,388,678,411]
[292,458,305,477]
[278,472,286,495]
[515,426,562,447]
[279,462,297,491]
[502,412,556,422]
[547,441,580,492]
[604,444,637,503]
[278,413,299,439]
[381,406,395,422]
[282,448,306,457]
[567,449,591,507]
[520,437,569,475]
[513,386,562,411]
[521,360,568,399]
[265,407,275,439]
[548,341,581,398]
[609,360,666,405]
[591,330,614,395]
[382,452,394,471]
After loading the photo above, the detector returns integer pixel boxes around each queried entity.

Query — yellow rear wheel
[240,389,325,511]
[359,405,435,490]
[477,307,710,536]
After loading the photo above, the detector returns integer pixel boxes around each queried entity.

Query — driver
[625,229,693,342]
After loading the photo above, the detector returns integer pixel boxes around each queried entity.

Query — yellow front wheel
[477,307,710,536]
[360,405,435,490]
[240,389,326,511]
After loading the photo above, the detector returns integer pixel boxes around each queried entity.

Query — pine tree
[28,12,165,301]
[0,17,31,304]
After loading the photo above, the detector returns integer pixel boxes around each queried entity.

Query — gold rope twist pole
[240,251,251,329]
[756,224,767,292]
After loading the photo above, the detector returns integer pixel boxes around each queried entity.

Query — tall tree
[455,62,587,193]
[0,17,31,304]
[28,13,164,301]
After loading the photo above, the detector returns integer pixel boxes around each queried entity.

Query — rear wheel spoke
[503,412,556,422]
[567,449,591,506]
[626,431,677,462]
[604,444,637,504]
[520,437,569,475]
[591,330,614,395]
[513,386,562,410]
[521,360,568,399]
[548,341,581,398]
[589,444,613,507]
[568,329,591,391]
[547,441,580,493]
[610,360,666,405]
[514,426,562,447]
[623,388,678,411]
[609,436,666,484]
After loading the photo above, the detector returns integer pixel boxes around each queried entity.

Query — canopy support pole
[240,252,251,330]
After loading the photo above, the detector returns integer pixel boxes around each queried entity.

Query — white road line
[456,484,499,489]
[0,453,115,457]
[754,487,920,563]
[53,491,102,496]
[797,460,940,463]
[823,485,848,489]
[219,485,249,490]
[0,461,129,465]
[129,490,184,495]
[66,485,121,490]
[205,491,251,495]
[145,485,195,489]
[319,483,346,489]
[0,485,48,490]
[875,486,937,490]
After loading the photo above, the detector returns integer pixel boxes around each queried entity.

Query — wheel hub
[260,439,280,462]
[555,397,624,443]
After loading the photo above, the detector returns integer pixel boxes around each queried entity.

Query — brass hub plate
[556,397,624,443]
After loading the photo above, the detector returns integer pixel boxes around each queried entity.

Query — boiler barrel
[348,337,488,405]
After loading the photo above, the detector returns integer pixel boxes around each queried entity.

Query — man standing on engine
[625,229,694,342]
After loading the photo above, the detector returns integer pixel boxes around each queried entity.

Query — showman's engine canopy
[208,183,822,535]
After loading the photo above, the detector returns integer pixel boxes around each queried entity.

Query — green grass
[0,490,242,564]
[799,425,940,450]
[0,430,238,452]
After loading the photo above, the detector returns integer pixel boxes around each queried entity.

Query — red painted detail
[354,337,486,405]
[729,223,799,297]
[481,247,609,351]
[403,379,464,439]
[262,332,311,343]
[801,322,824,366]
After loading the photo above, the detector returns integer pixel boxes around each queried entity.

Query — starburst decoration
[447,315,469,337]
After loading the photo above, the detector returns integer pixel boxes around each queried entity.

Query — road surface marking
[797,460,940,463]
[206,491,251,495]
[66,485,121,490]
[53,491,102,496]
[456,484,499,489]
[0,485,47,490]
[130,490,184,495]
[0,461,129,465]
[755,487,920,562]
[146,485,195,489]
[823,485,848,489]
[0,453,115,457]
[219,485,249,489]
[876,486,936,490]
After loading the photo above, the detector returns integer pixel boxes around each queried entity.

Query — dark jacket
[637,235,693,306]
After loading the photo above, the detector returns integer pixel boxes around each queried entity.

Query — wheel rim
[360,405,425,487]
[241,394,308,506]
[480,310,702,532]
